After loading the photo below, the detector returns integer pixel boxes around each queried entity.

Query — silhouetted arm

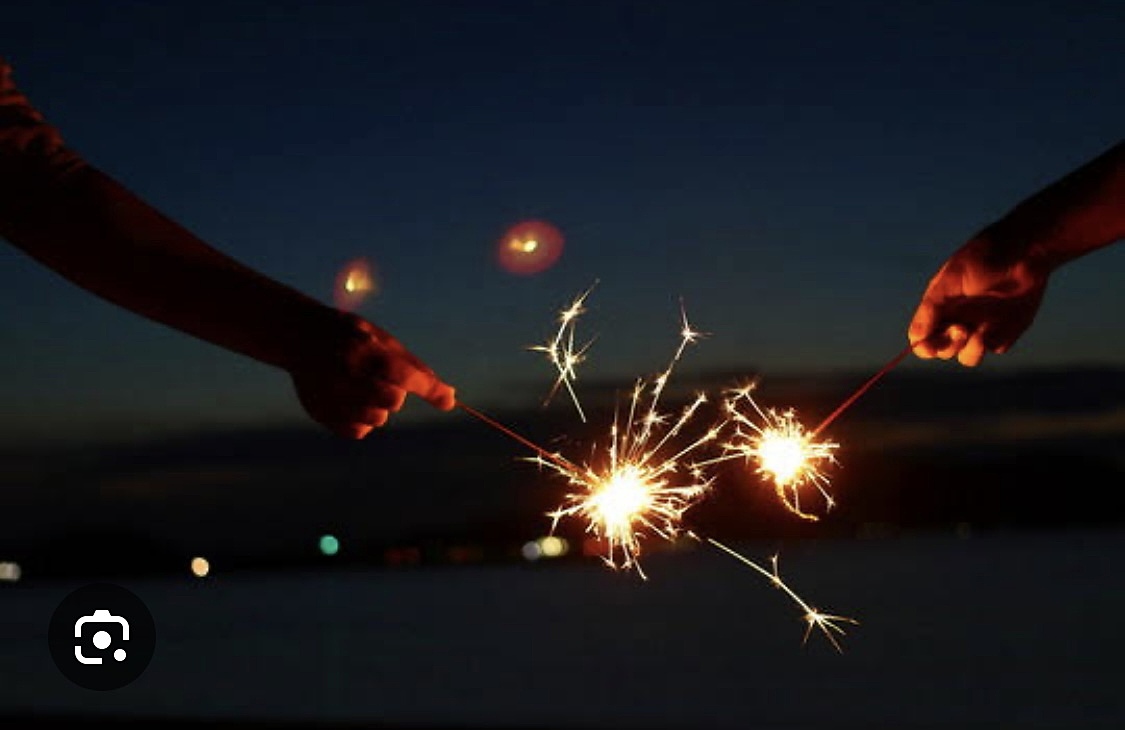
[909,139,1125,366]
[0,59,454,437]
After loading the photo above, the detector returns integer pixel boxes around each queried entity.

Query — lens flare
[497,220,565,275]
[333,258,377,311]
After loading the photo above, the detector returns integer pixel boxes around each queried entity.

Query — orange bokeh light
[333,258,377,311]
[496,219,565,275]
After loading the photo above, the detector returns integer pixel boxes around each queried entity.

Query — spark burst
[530,293,719,578]
[703,383,840,521]
[516,287,856,648]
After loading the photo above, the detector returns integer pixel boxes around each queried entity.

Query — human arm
[0,59,454,438]
[909,139,1125,366]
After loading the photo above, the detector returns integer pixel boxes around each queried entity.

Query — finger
[366,409,390,429]
[423,381,457,411]
[374,355,456,409]
[912,329,948,359]
[360,379,408,413]
[379,335,440,380]
[908,300,938,357]
[320,400,392,438]
[958,325,989,367]
[323,420,375,440]
[984,323,1021,356]
[935,324,968,360]
[362,325,452,406]
[349,408,390,435]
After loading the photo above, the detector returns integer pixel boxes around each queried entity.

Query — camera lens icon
[75,609,130,665]
[49,583,156,690]
[91,631,126,661]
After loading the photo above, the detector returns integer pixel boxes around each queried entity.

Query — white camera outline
[74,609,130,665]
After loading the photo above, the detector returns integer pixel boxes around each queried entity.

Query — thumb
[908,300,938,357]
[387,358,456,411]
[419,379,456,411]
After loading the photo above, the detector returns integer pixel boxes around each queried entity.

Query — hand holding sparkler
[909,235,1048,367]
[0,58,456,441]
[909,139,1125,367]
[292,312,456,439]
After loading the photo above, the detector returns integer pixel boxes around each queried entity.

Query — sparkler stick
[457,402,575,472]
[812,343,914,436]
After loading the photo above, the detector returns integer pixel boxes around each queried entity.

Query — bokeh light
[0,561,21,582]
[521,536,570,562]
[521,540,542,561]
[539,535,569,558]
[496,219,565,275]
[319,534,340,556]
[190,556,210,578]
[333,257,378,311]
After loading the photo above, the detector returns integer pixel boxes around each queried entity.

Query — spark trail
[704,536,858,652]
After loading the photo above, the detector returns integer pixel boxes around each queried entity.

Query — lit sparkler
[529,291,720,578]
[700,344,915,520]
[701,383,840,521]
[458,286,859,648]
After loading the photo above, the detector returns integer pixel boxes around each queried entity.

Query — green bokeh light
[319,534,340,556]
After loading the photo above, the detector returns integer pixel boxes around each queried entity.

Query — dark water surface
[3,529,1123,729]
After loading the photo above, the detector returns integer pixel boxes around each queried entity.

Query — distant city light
[384,547,421,566]
[539,535,569,558]
[0,561,20,582]
[521,536,570,562]
[190,556,210,578]
[521,541,542,561]
[319,534,340,556]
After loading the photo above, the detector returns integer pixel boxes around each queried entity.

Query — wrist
[982,200,1077,276]
[989,140,1125,271]
[281,304,362,375]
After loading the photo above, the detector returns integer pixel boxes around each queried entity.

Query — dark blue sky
[3,1,1124,447]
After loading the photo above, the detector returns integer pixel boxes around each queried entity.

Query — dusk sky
[3,1,1125,448]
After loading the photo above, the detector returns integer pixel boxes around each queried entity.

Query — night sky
[3,1,1125,449]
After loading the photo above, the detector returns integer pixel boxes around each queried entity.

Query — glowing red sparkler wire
[812,343,915,436]
[457,402,575,472]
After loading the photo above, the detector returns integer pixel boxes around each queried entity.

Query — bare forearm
[986,139,1125,270]
[1,164,337,371]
